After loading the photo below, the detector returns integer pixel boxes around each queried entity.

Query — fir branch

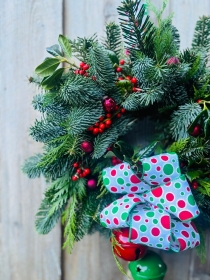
[170,102,202,140]
[192,16,210,52]
[103,22,122,56]
[22,154,43,178]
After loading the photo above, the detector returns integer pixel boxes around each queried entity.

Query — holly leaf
[41,68,64,90]
[106,49,119,65]
[35,58,60,77]
[186,170,204,182]
[46,44,63,57]
[58,35,72,59]
[188,108,209,135]
[135,141,159,159]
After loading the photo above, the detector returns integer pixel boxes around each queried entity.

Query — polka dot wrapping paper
[100,153,200,252]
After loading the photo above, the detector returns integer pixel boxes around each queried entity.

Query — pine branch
[22,154,43,178]
[103,22,122,56]
[192,16,210,52]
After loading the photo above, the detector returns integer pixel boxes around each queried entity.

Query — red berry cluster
[74,61,90,77]
[72,162,91,181]
[111,156,122,166]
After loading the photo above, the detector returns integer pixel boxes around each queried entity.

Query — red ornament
[119,59,125,65]
[112,228,148,261]
[81,141,93,153]
[87,178,97,189]
[103,97,116,112]
[190,124,201,137]
[166,57,180,65]
[192,181,199,190]
[116,67,122,72]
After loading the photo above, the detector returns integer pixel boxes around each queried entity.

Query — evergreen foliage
[23,0,210,258]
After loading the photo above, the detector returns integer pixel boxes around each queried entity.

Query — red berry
[99,123,106,130]
[118,77,124,81]
[99,128,104,133]
[190,124,201,137]
[106,113,112,118]
[131,77,137,84]
[79,173,84,178]
[88,126,94,131]
[73,162,79,168]
[117,159,123,164]
[197,99,202,103]
[92,76,96,81]
[93,128,99,135]
[105,120,112,127]
[72,175,78,181]
[111,156,118,166]
[117,113,121,118]
[94,122,99,127]
[192,181,199,190]
[74,69,79,74]
[76,168,81,174]
[83,64,90,70]
[83,72,89,77]
[116,67,122,72]
[80,62,85,68]
[79,70,85,75]
[132,87,138,92]
[121,108,126,114]
[83,168,91,176]
[115,105,119,110]
[107,146,112,151]
[99,116,104,121]
[125,76,131,80]
[119,59,125,65]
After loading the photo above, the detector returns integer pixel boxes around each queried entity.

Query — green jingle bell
[129,251,167,280]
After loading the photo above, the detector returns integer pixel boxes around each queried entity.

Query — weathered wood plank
[0,1,63,279]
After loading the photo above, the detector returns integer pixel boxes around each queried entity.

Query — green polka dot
[180,175,186,181]
[105,210,109,215]
[157,244,162,248]
[126,183,131,186]
[160,198,165,203]
[192,232,196,238]
[153,219,158,224]
[172,159,176,163]
[124,198,129,202]
[117,178,124,185]
[101,222,107,227]
[172,235,176,242]
[113,201,118,205]
[188,241,191,246]
[143,163,151,171]
[175,229,178,233]
[160,175,163,177]
[121,212,128,220]
[146,212,155,218]
[171,223,175,228]
[170,206,176,213]
[158,209,164,214]
[150,197,154,202]
[181,192,184,196]
[163,164,174,175]
[124,171,129,176]
[157,203,164,209]
[159,238,163,241]
[102,170,106,176]
[150,175,156,179]
[112,207,119,214]
[103,178,110,186]
[177,167,181,174]
[175,182,181,189]
[188,195,195,206]
[140,225,147,232]
[149,244,153,247]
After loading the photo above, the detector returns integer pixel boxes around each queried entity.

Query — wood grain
[0,1,63,279]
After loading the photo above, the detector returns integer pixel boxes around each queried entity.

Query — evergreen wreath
[23,0,210,265]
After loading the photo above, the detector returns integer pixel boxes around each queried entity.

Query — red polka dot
[121,187,124,190]
[106,219,111,224]
[181,231,189,238]
[163,177,170,183]
[141,237,148,243]
[128,194,134,197]
[183,223,190,228]
[125,205,130,208]
[144,173,148,176]
[131,228,138,239]
[165,182,171,187]
[130,186,138,192]
[166,193,174,202]
[130,175,141,184]
[111,170,116,176]
[113,218,119,225]
[151,187,163,198]
[178,200,186,208]
[179,211,193,221]
[196,210,199,215]
[178,238,187,251]
[133,198,141,203]
[156,166,161,171]
[195,241,200,247]
[154,206,158,209]
[133,215,141,221]
[120,203,123,205]
[110,187,118,192]
[187,187,190,192]
[100,214,103,218]
[151,227,160,236]
[120,164,124,170]
[151,181,159,185]
[151,158,157,163]
[168,236,171,241]
[160,215,170,229]
[145,219,149,223]
[161,155,169,161]
[190,222,198,233]
[143,194,147,197]
[128,165,130,169]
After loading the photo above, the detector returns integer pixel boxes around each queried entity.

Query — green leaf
[186,170,204,182]
[106,49,119,65]
[187,108,209,135]
[58,35,72,59]
[46,44,63,57]
[41,68,64,90]
[35,58,60,77]
[114,140,134,159]
[136,141,159,159]
[197,178,210,196]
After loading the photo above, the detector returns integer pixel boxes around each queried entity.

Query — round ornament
[81,141,93,153]
[87,178,97,189]
[102,97,116,112]
[129,250,167,280]
[112,228,148,261]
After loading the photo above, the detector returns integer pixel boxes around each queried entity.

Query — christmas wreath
[23,0,210,276]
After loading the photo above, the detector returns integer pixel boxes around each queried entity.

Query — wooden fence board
[0,1,63,279]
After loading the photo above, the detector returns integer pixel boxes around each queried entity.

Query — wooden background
[1,0,210,279]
